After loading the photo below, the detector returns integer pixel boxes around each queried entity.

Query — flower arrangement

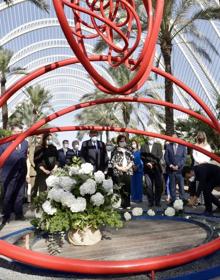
[32,158,123,241]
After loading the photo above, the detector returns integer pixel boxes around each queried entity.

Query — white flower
[70,197,87,212]
[69,165,80,176]
[132,207,143,216]
[79,178,96,196]
[59,176,76,191]
[111,194,121,209]
[94,170,105,183]
[165,207,175,217]
[46,175,60,188]
[102,178,113,194]
[124,212,132,221]
[47,187,65,203]
[147,209,156,216]
[42,200,57,215]
[79,163,94,175]
[173,199,184,211]
[90,192,105,206]
[60,192,76,208]
[34,210,43,219]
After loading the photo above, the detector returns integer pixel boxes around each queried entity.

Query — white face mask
[47,139,53,145]
[189,176,195,182]
[119,142,126,148]
[63,144,69,149]
[132,144,137,149]
[74,144,79,150]
[106,145,113,151]
[91,136,98,142]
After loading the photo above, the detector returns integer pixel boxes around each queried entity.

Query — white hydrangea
[147,209,156,216]
[46,175,60,188]
[42,200,57,215]
[124,212,132,221]
[102,178,113,194]
[111,194,121,209]
[173,199,184,211]
[47,187,65,203]
[60,191,76,208]
[90,192,105,206]
[79,163,94,175]
[34,210,43,219]
[94,170,105,183]
[70,197,87,212]
[132,207,143,216]
[69,165,80,176]
[79,178,96,196]
[59,176,76,191]
[165,207,175,217]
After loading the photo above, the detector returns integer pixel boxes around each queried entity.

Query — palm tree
[0,48,25,129]
[3,0,49,12]
[8,85,54,129]
[94,1,220,135]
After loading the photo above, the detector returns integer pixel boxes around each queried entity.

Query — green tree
[0,48,25,129]
[9,85,54,129]
[3,0,49,12]
[94,1,220,135]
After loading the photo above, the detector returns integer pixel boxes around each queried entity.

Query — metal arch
[9,40,95,67]
[0,0,25,11]
[173,31,216,111]
[0,18,97,46]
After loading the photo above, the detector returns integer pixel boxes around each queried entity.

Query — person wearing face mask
[111,135,134,209]
[105,141,116,179]
[66,140,81,165]
[131,140,143,203]
[141,137,163,207]
[182,164,220,215]
[0,125,28,229]
[31,133,58,202]
[80,130,108,172]
[57,140,71,167]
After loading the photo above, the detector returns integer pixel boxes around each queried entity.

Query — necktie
[173,144,177,154]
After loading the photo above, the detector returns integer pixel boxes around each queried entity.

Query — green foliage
[0,129,11,138]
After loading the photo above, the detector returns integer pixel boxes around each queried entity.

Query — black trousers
[31,169,49,201]
[116,173,131,208]
[2,170,26,220]
[145,169,163,205]
[203,185,220,212]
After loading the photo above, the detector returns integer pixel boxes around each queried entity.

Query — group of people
[0,126,220,230]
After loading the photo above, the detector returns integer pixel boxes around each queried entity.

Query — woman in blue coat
[131,140,144,202]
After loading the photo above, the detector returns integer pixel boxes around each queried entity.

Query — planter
[67,227,102,246]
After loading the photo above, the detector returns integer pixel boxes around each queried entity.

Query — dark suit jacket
[194,163,220,197]
[66,149,81,165]
[80,140,108,172]
[0,140,28,181]
[58,148,72,167]
[141,142,163,173]
[164,143,187,173]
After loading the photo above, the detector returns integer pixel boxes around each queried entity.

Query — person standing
[66,140,81,165]
[131,140,143,203]
[80,130,108,172]
[31,133,58,201]
[164,134,187,204]
[141,137,163,207]
[111,135,134,209]
[182,164,220,214]
[0,125,28,229]
[57,140,71,167]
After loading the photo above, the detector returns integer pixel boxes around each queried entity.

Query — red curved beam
[1,57,219,132]
[0,97,219,167]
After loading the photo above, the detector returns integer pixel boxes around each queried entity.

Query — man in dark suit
[141,137,163,207]
[80,130,108,172]
[164,134,187,204]
[182,164,220,214]
[57,140,71,167]
[0,125,28,229]
[66,140,81,165]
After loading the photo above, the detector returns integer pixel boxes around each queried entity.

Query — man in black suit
[66,140,81,165]
[57,140,71,167]
[0,125,28,229]
[80,130,108,172]
[182,163,220,214]
[141,137,163,207]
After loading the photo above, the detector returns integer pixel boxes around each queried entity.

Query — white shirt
[192,143,212,165]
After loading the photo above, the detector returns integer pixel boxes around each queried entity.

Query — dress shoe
[0,218,9,231]
[15,215,26,221]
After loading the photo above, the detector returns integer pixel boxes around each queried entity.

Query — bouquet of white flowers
[32,159,122,237]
